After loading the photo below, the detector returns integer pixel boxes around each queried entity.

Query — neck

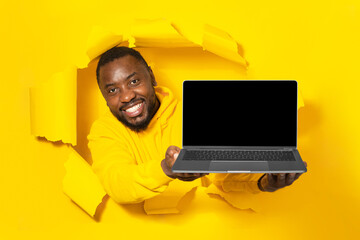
[150,95,160,120]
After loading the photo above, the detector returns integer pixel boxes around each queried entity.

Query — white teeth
[124,103,142,113]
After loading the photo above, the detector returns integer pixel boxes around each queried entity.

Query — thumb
[173,152,179,160]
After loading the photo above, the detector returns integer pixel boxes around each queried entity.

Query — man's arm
[88,124,206,204]
[88,122,175,204]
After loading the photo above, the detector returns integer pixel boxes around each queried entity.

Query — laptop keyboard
[183,150,295,161]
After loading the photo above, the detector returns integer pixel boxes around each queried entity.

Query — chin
[114,111,152,133]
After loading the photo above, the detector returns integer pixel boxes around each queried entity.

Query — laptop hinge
[183,146,296,150]
[283,147,295,150]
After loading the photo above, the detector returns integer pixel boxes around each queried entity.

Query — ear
[148,66,157,86]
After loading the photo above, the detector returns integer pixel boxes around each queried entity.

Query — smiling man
[88,47,306,205]
[97,52,160,133]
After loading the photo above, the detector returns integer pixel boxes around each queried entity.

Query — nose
[119,87,136,103]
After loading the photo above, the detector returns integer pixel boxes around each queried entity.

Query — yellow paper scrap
[63,148,106,217]
[77,25,123,69]
[144,178,201,214]
[171,21,248,67]
[129,19,197,48]
[30,65,77,145]
[202,24,248,67]
[205,183,267,212]
[170,19,203,46]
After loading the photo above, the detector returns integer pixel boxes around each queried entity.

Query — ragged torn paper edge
[29,65,77,145]
[63,147,107,217]
[144,178,201,214]
[63,146,202,216]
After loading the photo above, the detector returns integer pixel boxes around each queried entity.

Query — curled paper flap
[202,24,248,67]
[128,19,197,48]
[205,183,266,212]
[76,25,123,69]
[30,65,77,145]
[144,178,201,214]
[171,21,248,67]
[63,148,106,217]
[85,26,123,66]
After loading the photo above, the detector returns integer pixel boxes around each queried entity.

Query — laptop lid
[182,80,298,148]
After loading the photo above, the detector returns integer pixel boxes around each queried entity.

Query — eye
[108,88,118,94]
[130,79,139,85]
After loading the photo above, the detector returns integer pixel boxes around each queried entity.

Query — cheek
[142,84,155,100]
[135,85,149,96]
[106,97,120,110]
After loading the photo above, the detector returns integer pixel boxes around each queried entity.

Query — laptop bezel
[181,80,298,150]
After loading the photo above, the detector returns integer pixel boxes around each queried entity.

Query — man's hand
[161,146,208,181]
[259,162,307,192]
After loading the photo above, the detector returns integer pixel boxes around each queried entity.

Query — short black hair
[96,47,149,85]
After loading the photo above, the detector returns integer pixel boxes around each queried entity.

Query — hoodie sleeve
[88,121,173,204]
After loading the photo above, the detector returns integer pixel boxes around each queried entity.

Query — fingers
[267,173,275,185]
[175,172,208,182]
[294,172,303,181]
[277,173,286,186]
[268,172,303,189]
[178,176,199,181]
[285,173,296,185]
[166,146,181,159]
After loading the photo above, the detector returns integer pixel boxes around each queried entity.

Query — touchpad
[209,161,269,172]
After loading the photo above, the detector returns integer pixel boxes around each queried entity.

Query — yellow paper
[129,19,197,48]
[298,89,305,109]
[76,25,123,69]
[171,21,248,67]
[202,24,248,67]
[205,183,267,212]
[29,65,77,145]
[144,178,201,214]
[63,148,106,217]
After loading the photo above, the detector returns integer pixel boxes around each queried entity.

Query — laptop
[172,80,307,173]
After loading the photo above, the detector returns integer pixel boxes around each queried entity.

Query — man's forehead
[99,55,146,85]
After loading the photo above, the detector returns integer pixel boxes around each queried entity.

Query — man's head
[96,47,159,132]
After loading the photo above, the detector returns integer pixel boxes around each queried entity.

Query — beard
[111,94,159,133]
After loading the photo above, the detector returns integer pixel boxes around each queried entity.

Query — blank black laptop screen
[182,80,297,147]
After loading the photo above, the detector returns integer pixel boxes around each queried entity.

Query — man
[88,47,306,204]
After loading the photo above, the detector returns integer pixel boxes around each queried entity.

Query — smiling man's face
[98,55,160,132]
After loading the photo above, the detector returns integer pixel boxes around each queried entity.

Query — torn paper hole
[29,18,306,216]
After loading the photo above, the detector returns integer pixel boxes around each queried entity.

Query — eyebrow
[105,72,137,88]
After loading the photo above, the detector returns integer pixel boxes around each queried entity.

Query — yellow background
[1,0,360,239]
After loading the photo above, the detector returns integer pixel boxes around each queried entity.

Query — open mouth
[121,101,145,118]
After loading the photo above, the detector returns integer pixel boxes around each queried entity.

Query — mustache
[119,98,145,111]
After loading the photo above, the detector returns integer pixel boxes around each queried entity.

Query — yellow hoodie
[88,86,263,204]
